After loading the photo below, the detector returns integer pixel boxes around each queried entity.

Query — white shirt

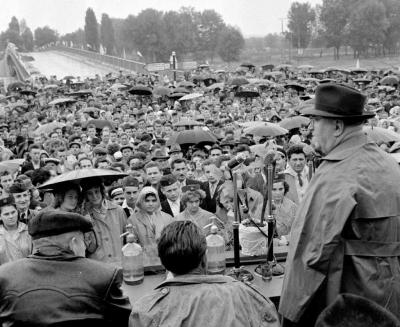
[167,199,180,217]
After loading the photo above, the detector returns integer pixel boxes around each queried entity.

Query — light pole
[170,51,177,83]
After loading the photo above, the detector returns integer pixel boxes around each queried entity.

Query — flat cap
[93,146,108,155]
[160,174,178,187]
[182,184,200,193]
[28,210,93,240]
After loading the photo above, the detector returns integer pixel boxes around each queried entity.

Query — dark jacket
[200,180,224,214]
[0,245,131,327]
[160,199,184,217]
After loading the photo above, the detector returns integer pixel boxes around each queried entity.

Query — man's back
[0,252,131,326]
[130,274,279,327]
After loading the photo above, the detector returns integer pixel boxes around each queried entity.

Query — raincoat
[279,130,400,325]
[130,274,280,327]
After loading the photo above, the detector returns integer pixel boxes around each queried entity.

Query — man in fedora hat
[0,210,131,326]
[279,83,400,325]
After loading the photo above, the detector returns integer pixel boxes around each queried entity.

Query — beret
[28,210,93,240]
[9,181,30,194]
[0,196,15,207]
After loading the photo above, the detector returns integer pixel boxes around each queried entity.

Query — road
[27,51,118,79]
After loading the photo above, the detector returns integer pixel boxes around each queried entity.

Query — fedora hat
[301,83,375,119]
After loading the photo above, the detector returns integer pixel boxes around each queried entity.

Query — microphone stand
[227,171,254,282]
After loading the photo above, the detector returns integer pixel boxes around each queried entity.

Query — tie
[20,212,26,223]
[297,173,304,187]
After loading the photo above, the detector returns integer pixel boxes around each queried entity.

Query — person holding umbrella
[81,177,128,264]
[51,182,83,214]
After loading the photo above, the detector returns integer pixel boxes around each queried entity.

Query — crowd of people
[0,62,400,326]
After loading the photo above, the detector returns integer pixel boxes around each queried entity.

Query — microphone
[227,155,253,170]
[264,149,277,167]
[303,144,316,181]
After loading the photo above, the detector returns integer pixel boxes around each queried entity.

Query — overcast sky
[0,0,322,37]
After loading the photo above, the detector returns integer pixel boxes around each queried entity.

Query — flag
[356,59,360,69]
[137,51,143,58]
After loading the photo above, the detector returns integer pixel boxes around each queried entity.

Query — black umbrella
[67,90,93,97]
[240,63,255,69]
[230,77,249,86]
[63,75,74,80]
[173,87,190,94]
[128,85,152,96]
[203,76,217,87]
[261,64,275,71]
[284,83,306,92]
[168,92,187,99]
[19,89,37,96]
[353,78,372,85]
[167,130,218,146]
[351,68,368,74]
[235,86,260,98]
[7,82,25,92]
[85,119,113,130]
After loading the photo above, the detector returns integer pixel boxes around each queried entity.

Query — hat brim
[301,107,376,119]
[152,156,170,160]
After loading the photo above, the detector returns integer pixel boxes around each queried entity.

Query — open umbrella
[173,87,190,94]
[83,107,100,114]
[380,76,399,86]
[244,123,288,137]
[298,65,314,70]
[179,93,203,101]
[324,67,350,74]
[109,83,129,91]
[229,77,249,86]
[173,119,204,127]
[37,168,128,190]
[276,64,292,70]
[33,122,66,135]
[363,126,400,143]
[240,63,255,69]
[67,90,93,97]
[44,84,59,90]
[168,92,187,100]
[0,159,25,173]
[279,116,310,130]
[353,79,372,85]
[319,78,336,84]
[178,81,196,88]
[48,97,77,106]
[202,76,217,87]
[19,89,37,96]
[261,64,275,71]
[7,82,25,92]
[167,130,218,146]
[284,83,306,92]
[85,119,113,130]
[235,86,260,98]
[206,83,224,91]
[63,75,74,80]
[350,68,368,74]
[128,85,152,96]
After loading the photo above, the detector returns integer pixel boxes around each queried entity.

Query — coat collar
[323,130,372,161]
[155,274,235,289]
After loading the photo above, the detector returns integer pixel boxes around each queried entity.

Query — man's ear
[333,120,345,137]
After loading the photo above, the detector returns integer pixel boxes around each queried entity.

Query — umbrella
[70,81,85,85]
[85,119,113,130]
[240,63,255,69]
[243,123,288,137]
[128,85,152,96]
[250,144,269,158]
[279,116,310,130]
[173,119,204,127]
[7,82,25,92]
[319,78,336,84]
[276,64,292,70]
[380,76,399,86]
[284,83,306,92]
[19,90,37,96]
[48,97,77,106]
[153,86,170,97]
[307,69,324,75]
[178,81,196,88]
[363,126,400,143]
[63,75,74,80]
[353,79,372,85]
[168,92,187,100]
[68,90,93,97]
[229,77,249,86]
[261,64,275,71]
[350,68,368,74]
[166,130,218,146]
[37,168,128,190]
[235,86,260,98]
[44,84,59,90]
[206,83,224,91]
[33,122,66,135]
[215,69,226,74]
[202,76,217,87]
[179,93,203,101]
[109,83,129,91]
[0,159,25,173]
[324,67,350,74]
[238,121,265,128]
[173,87,190,94]
[83,107,100,114]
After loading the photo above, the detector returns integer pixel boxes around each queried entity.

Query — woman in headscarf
[176,184,218,234]
[128,187,173,266]
[0,197,32,265]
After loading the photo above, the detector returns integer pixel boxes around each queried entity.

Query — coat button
[263,312,275,323]
[160,287,169,294]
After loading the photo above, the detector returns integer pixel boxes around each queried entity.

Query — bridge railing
[50,46,147,74]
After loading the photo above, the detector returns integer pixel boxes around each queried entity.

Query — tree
[2,16,23,49]
[21,27,34,51]
[84,8,99,51]
[123,9,167,62]
[287,2,315,49]
[381,0,400,54]
[100,13,115,55]
[198,9,226,60]
[320,0,350,59]
[34,26,58,47]
[217,26,245,62]
[346,0,389,57]
[60,28,85,48]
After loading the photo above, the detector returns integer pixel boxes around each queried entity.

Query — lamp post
[170,51,177,83]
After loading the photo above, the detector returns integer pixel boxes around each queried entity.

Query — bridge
[0,43,31,87]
